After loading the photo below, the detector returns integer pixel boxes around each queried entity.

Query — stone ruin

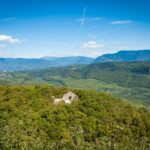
[52,91,78,105]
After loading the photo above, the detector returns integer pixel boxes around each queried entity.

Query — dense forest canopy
[0,85,150,149]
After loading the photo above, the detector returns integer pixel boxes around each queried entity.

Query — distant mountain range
[0,57,94,71]
[0,50,150,71]
[94,50,150,63]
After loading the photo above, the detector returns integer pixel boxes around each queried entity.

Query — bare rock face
[62,91,78,104]
[52,91,78,105]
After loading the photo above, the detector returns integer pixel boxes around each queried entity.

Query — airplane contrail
[80,6,87,28]
[69,6,87,50]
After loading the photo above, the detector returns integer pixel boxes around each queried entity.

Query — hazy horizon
[0,49,150,59]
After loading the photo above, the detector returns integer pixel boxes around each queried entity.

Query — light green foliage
[0,85,150,149]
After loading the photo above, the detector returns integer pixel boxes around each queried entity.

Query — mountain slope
[94,50,150,63]
[0,56,94,71]
[1,61,150,107]
[23,61,150,88]
[0,85,150,149]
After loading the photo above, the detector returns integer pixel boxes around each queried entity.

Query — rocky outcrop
[52,91,78,105]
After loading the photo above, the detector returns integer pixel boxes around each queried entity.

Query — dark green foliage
[0,85,150,149]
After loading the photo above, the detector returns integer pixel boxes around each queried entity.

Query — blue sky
[0,0,150,58]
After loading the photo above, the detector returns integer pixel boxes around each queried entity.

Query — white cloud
[0,34,20,43]
[81,41,104,49]
[111,20,132,25]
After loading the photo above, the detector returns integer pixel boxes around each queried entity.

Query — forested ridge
[0,85,150,149]
[0,61,149,107]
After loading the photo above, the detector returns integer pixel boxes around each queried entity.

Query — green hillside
[1,61,149,107]
[0,85,150,149]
